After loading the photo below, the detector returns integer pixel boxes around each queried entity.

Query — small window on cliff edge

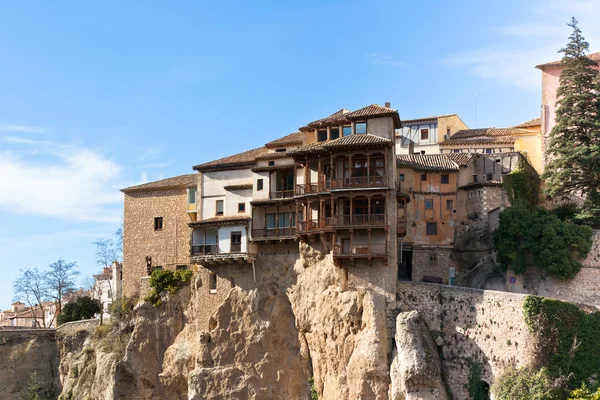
[154,217,163,231]
[209,273,217,292]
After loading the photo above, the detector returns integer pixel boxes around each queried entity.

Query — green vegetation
[109,296,138,321]
[570,385,600,399]
[145,269,193,306]
[57,296,101,325]
[493,368,560,400]
[309,377,318,400]
[523,296,600,389]
[503,167,541,207]
[493,205,592,279]
[17,372,55,400]
[542,18,600,227]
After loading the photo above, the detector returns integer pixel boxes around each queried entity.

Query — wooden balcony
[333,243,387,258]
[331,176,388,190]
[252,227,296,240]
[297,218,332,233]
[332,214,387,227]
[397,218,407,237]
[270,190,294,199]
[295,183,319,196]
[190,244,253,265]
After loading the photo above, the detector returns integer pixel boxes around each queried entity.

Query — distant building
[0,301,57,328]
[92,261,123,318]
[396,114,469,155]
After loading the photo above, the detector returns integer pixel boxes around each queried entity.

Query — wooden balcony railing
[297,218,332,232]
[252,227,296,239]
[331,176,388,189]
[333,243,388,256]
[191,244,219,255]
[295,183,319,196]
[270,190,295,199]
[333,214,387,226]
[230,243,242,252]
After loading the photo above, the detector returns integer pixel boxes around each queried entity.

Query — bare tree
[114,222,123,262]
[93,238,117,269]
[13,268,50,328]
[46,259,79,318]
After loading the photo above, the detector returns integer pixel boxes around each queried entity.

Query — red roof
[264,131,305,149]
[536,52,600,69]
[121,174,197,193]
[512,117,541,129]
[192,147,268,172]
[396,154,459,171]
[302,104,401,130]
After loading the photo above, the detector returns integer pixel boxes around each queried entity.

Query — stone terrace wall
[0,329,60,399]
[55,318,100,337]
[395,282,537,400]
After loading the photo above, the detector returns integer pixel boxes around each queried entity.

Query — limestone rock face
[389,310,447,400]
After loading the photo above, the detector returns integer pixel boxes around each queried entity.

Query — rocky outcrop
[389,311,447,400]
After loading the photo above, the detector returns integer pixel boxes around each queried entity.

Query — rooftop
[192,147,268,172]
[121,174,197,193]
[445,152,473,167]
[301,104,401,130]
[396,154,459,171]
[264,131,305,149]
[536,51,600,69]
[401,114,458,124]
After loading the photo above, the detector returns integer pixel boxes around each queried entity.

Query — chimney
[385,102,391,108]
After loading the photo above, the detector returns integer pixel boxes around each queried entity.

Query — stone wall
[0,329,60,399]
[123,188,192,298]
[411,245,455,283]
[55,318,100,337]
[395,282,537,400]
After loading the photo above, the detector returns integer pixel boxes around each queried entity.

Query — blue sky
[1,0,598,309]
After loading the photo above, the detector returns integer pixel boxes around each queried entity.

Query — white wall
[218,225,248,253]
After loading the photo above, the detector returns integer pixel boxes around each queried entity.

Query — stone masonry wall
[123,188,192,298]
[0,329,60,399]
[412,246,455,283]
[395,282,537,400]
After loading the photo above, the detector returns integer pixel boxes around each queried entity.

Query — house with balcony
[290,104,400,266]
[396,114,469,155]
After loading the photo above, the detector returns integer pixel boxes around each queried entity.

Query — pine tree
[543,17,600,226]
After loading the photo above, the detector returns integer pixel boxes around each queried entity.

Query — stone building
[396,114,469,155]
[121,174,197,298]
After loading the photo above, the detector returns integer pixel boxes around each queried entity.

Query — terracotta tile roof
[252,164,297,173]
[322,133,393,150]
[189,216,251,227]
[447,127,533,140]
[301,104,401,130]
[398,114,457,125]
[287,142,327,156]
[192,147,268,172]
[445,152,473,167]
[512,117,541,129]
[536,52,600,69]
[396,154,459,171]
[459,180,502,190]
[441,137,517,146]
[265,131,305,149]
[121,174,197,193]
[223,184,253,191]
[255,152,294,161]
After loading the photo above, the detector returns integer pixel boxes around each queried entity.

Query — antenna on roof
[474,92,478,129]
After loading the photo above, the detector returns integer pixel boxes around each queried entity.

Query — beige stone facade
[122,180,195,298]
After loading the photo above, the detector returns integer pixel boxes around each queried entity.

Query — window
[485,148,493,154]
[399,174,405,181]
[275,148,286,152]
[446,200,453,210]
[426,222,438,235]
[317,130,327,142]
[355,122,367,134]
[424,199,434,210]
[216,200,224,216]
[421,173,427,181]
[473,174,478,183]
[154,217,163,231]
[230,231,242,252]
[453,149,461,153]
[176,265,188,270]
[238,203,246,213]
[330,127,340,140]
[343,125,352,136]
[268,160,275,166]
[187,188,196,205]
[420,150,426,155]
[420,129,429,140]
[209,273,217,292]
[257,179,264,191]
[478,190,482,197]
[486,173,493,181]
[429,253,437,262]
[441,174,449,184]
[447,127,451,136]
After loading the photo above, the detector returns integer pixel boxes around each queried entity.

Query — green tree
[493,205,592,279]
[542,18,600,226]
[57,296,101,325]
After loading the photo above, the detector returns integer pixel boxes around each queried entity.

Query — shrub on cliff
[493,205,592,279]
[18,372,55,400]
[492,367,561,400]
[570,385,600,399]
[57,296,101,325]
[145,269,193,306]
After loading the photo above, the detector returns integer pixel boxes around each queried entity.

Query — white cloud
[365,53,407,68]
[0,139,123,223]
[443,0,600,90]
[139,160,174,169]
[0,124,48,134]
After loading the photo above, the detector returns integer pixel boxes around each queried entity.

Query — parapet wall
[395,282,537,400]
